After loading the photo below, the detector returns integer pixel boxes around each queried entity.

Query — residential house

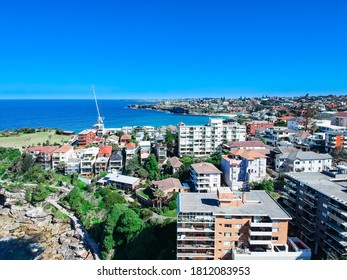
[120,134,132,146]
[275,150,332,172]
[177,188,310,260]
[125,142,138,161]
[154,135,167,163]
[106,135,120,145]
[168,156,183,173]
[191,162,222,193]
[139,141,151,164]
[222,149,267,191]
[224,140,266,151]
[98,173,140,193]
[108,151,123,172]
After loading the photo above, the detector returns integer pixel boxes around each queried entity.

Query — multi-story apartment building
[263,127,297,146]
[224,140,266,151]
[221,149,267,191]
[245,121,274,136]
[331,111,347,127]
[283,167,347,257]
[325,131,347,152]
[190,163,222,193]
[275,150,332,172]
[65,158,81,175]
[125,142,138,161]
[80,147,99,176]
[77,129,96,146]
[177,188,310,260]
[94,157,109,175]
[154,135,167,163]
[108,151,123,172]
[287,117,306,131]
[178,118,246,157]
[52,145,74,171]
[25,146,59,170]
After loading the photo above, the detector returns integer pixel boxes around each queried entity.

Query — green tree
[153,188,165,209]
[251,179,274,192]
[145,154,159,180]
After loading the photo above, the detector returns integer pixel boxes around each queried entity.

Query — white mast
[92,85,104,124]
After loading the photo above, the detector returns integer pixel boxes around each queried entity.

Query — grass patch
[161,209,177,217]
[0,130,72,148]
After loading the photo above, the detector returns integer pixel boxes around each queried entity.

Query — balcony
[324,240,347,256]
[177,252,214,258]
[283,193,296,203]
[178,235,214,241]
[328,213,347,227]
[304,192,317,200]
[248,228,272,236]
[248,237,272,245]
[250,222,273,227]
[283,199,296,211]
[301,215,316,226]
[178,227,214,233]
[301,223,315,234]
[302,197,317,208]
[325,231,347,247]
[177,243,214,249]
[326,221,347,237]
[284,186,296,195]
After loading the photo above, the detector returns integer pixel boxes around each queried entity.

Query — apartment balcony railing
[301,215,316,226]
[249,222,273,227]
[328,213,347,227]
[325,231,347,247]
[177,235,215,241]
[324,240,347,256]
[326,221,347,237]
[248,228,272,236]
[301,222,315,234]
[177,243,215,249]
[177,227,215,233]
[248,237,272,245]
[177,252,214,258]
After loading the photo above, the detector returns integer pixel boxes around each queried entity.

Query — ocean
[0,99,225,132]
[0,236,45,260]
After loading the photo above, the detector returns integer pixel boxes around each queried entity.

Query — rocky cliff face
[0,189,94,260]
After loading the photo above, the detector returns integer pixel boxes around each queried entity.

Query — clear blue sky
[1,0,346,99]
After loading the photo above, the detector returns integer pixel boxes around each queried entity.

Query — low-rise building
[120,134,132,146]
[139,141,151,164]
[275,150,332,173]
[80,147,99,176]
[287,117,306,131]
[283,167,347,257]
[222,149,267,191]
[106,135,119,145]
[263,127,297,146]
[325,131,347,152]
[224,140,266,151]
[78,129,96,146]
[245,121,274,136]
[65,158,81,175]
[191,162,222,193]
[98,173,140,193]
[168,156,183,173]
[331,111,347,127]
[25,146,59,170]
[125,142,138,160]
[52,145,74,171]
[177,188,309,260]
[108,151,123,172]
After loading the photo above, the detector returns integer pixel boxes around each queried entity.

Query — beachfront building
[275,150,332,173]
[190,162,222,193]
[120,134,132,146]
[52,145,74,171]
[65,158,81,175]
[108,151,123,173]
[283,167,347,257]
[221,149,267,191]
[98,173,140,193]
[177,188,310,260]
[25,146,59,170]
[80,147,99,177]
[77,129,96,146]
[178,118,246,157]
[245,121,274,136]
[125,142,138,161]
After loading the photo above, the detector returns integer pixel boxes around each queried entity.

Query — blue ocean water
[0,99,225,132]
[0,236,45,260]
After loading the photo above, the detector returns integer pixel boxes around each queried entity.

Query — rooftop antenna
[92,85,104,124]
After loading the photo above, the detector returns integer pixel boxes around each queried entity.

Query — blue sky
[1,0,346,99]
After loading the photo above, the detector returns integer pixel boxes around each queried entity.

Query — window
[225,215,232,219]
[272,228,279,232]
[224,224,232,228]
[234,233,241,237]
[272,237,279,241]
[224,232,231,237]
[235,224,242,229]
[224,241,231,245]
[323,203,327,209]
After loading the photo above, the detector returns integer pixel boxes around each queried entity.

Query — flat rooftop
[179,190,291,220]
[286,172,347,204]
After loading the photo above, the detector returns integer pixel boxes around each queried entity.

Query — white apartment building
[275,150,332,173]
[80,147,99,176]
[263,127,297,146]
[52,145,74,170]
[178,118,246,157]
[190,162,222,193]
[139,141,151,164]
[331,111,347,127]
[221,149,267,191]
[287,117,305,131]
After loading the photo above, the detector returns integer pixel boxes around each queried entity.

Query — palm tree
[153,188,165,209]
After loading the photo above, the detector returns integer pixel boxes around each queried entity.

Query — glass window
[272,228,279,232]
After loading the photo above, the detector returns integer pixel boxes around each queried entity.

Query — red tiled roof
[54,145,73,153]
[168,156,183,168]
[126,142,136,148]
[26,146,59,154]
[191,163,222,174]
[152,178,184,192]
[98,145,112,155]
[230,149,267,160]
[278,116,295,121]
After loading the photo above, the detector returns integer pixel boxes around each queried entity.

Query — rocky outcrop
[0,189,95,260]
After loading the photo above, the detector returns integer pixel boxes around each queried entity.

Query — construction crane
[92,85,105,136]
[92,85,104,124]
